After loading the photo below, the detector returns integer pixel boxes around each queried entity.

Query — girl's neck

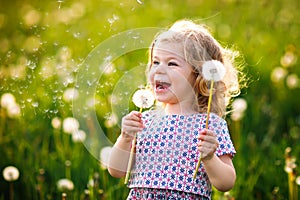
[164,102,198,115]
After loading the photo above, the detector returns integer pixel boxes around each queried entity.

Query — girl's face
[149,41,196,106]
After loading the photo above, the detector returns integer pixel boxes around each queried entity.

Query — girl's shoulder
[209,112,227,124]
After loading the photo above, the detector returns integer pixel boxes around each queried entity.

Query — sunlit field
[0,0,299,199]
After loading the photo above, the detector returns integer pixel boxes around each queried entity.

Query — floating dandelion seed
[57,0,64,9]
[125,87,155,184]
[193,60,226,180]
[136,0,144,4]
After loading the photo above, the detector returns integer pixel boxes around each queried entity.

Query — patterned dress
[127,110,236,200]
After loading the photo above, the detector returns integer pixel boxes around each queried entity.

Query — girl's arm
[107,134,132,178]
[202,154,236,192]
[108,111,144,178]
[198,129,236,191]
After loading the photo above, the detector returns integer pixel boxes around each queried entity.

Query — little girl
[108,19,242,200]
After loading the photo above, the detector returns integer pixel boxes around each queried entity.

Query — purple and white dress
[127,110,236,200]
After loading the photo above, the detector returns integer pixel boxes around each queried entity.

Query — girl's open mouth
[155,81,171,92]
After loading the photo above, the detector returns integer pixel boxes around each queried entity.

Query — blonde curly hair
[147,19,243,117]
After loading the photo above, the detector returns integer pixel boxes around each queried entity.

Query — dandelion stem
[66,164,71,180]
[9,182,13,200]
[124,107,143,184]
[193,153,202,180]
[124,136,136,184]
[193,80,214,180]
[0,107,6,143]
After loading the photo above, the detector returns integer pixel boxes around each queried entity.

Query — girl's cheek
[148,70,154,83]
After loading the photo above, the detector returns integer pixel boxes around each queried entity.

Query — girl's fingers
[128,111,142,119]
[124,111,143,123]
[197,129,219,159]
[123,119,143,128]
[121,111,144,136]
[198,129,216,140]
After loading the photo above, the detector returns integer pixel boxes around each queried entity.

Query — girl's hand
[121,111,144,140]
[197,129,219,160]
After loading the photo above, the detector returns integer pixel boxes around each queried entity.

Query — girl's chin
[154,96,168,103]
[154,95,177,104]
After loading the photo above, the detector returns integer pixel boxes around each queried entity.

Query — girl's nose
[154,63,165,74]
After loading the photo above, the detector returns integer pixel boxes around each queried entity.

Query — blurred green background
[0,0,299,199]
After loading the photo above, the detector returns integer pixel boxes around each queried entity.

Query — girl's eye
[153,61,159,65]
[168,62,178,66]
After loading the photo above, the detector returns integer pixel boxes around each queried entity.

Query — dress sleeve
[210,114,236,158]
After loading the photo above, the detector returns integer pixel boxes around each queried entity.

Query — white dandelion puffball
[231,98,247,121]
[99,146,113,169]
[57,178,74,191]
[1,93,16,108]
[51,117,61,129]
[296,176,300,185]
[6,103,21,118]
[63,117,80,134]
[132,89,155,109]
[3,166,20,182]
[232,98,247,113]
[63,88,79,102]
[202,60,226,81]
[72,129,86,143]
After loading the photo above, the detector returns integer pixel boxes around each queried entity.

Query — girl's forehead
[153,41,184,59]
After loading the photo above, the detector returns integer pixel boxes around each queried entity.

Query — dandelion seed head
[231,98,247,121]
[202,60,226,81]
[296,176,300,185]
[280,51,297,67]
[65,160,71,167]
[132,89,155,109]
[99,146,112,169]
[286,74,299,89]
[57,178,74,191]
[51,117,61,129]
[72,129,86,143]
[63,117,79,134]
[271,67,287,83]
[1,93,16,108]
[63,88,79,102]
[284,156,297,173]
[3,166,20,182]
[6,103,21,118]
[232,98,247,113]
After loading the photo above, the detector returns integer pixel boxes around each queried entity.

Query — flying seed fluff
[147,19,244,117]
